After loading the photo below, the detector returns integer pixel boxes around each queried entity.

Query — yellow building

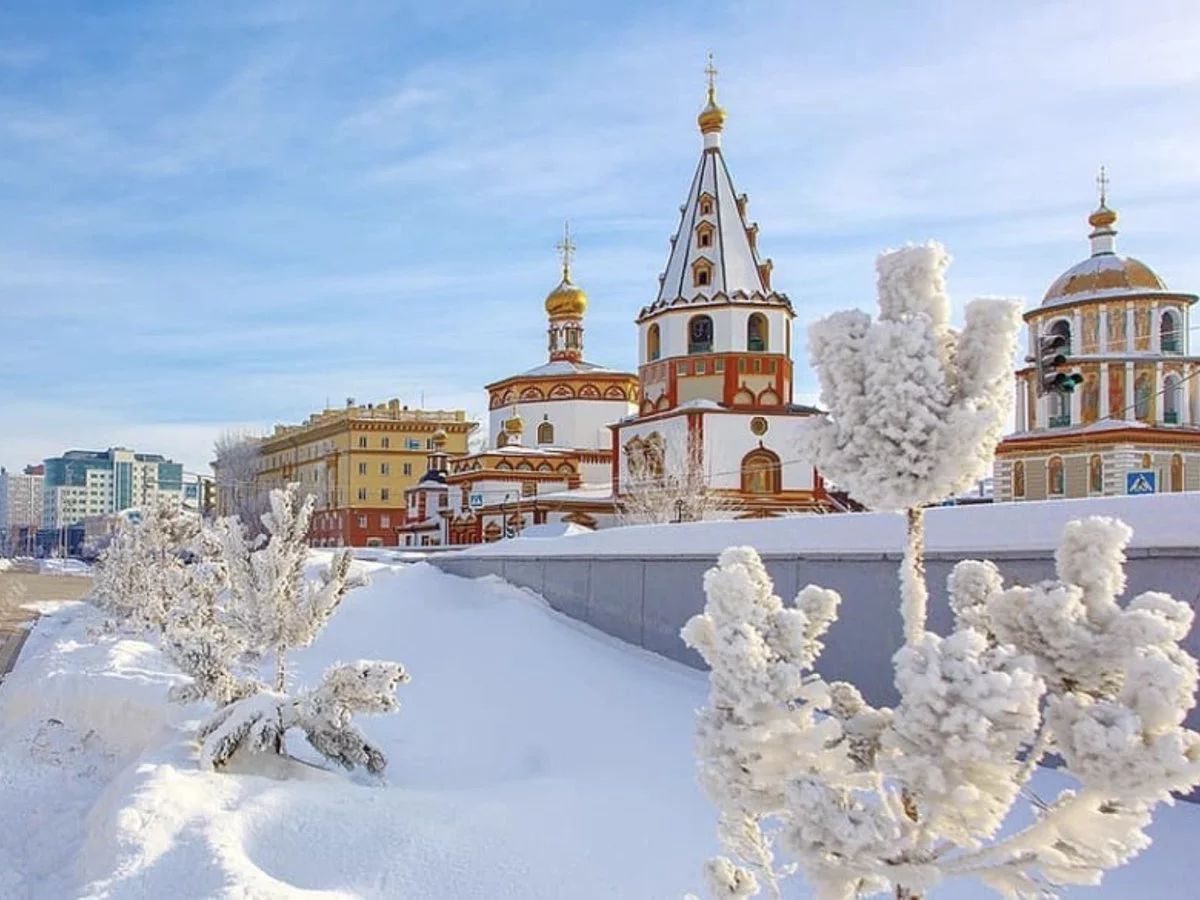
[995,174,1200,501]
[250,399,476,546]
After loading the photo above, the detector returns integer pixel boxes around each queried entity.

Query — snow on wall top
[451,492,1200,558]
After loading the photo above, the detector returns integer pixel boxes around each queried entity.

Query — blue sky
[2,0,1198,474]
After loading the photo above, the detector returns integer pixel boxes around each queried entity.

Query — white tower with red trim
[612,58,830,516]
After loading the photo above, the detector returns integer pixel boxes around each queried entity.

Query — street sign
[1126,470,1156,495]
[468,492,485,509]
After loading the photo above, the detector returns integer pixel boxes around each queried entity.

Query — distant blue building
[42,447,185,529]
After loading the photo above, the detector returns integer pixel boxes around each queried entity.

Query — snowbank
[38,558,93,576]
[455,492,1200,558]
[1,563,1195,897]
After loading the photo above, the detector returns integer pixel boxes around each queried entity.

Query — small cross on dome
[1096,165,1110,207]
[705,52,718,100]
[555,221,576,281]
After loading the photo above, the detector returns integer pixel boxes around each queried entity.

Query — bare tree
[617,432,732,525]
[212,430,268,532]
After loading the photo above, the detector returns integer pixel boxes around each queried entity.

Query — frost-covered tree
[193,484,407,774]
[685,524,1200,898]
[686,243,1199,897]
[618,433,732,525]
[798,243,1021,641]
[212,430,268,533]
[90,501,204,634]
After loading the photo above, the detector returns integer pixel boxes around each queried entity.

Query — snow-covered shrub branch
[798,242,1021,640]
[88,483,408,777]
[685,522,1200,897]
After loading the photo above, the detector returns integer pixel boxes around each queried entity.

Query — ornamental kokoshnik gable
[609,57,833,516]
[995,172,1200,501]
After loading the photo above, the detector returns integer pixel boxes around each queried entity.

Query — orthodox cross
[1096,165,1110,207]
[556,221,576,281]
[705,52,718,100]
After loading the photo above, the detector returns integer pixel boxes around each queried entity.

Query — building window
[695,360,706,375]
[537,421,554,444]
[1047,456,1065,496]
[747,313,768,352]
[381,437,390,448]
[1012,461,1026,498]
[714,359,725,372]
[699,195,714,216]
[1163,374,1181,424]
[1171,454,1184,492]
[381,515,391,528]
[358,436,368,448]
[381,462,390,475]
[696,221,715,248]
[357,488,367,501]
[1161,309,1181,353]
[695,266,710,287]
[741,448,781,495]
[402,463,412,475]
[406,438,422,450]
[647,323,661,361]
[1089,454,1103,494]
[688,315,713,354]
[357,515,368,528]
[381,488,390,501]
[358,462,367,475]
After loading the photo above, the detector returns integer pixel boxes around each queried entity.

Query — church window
[737,359,746,373]
[747,313,768,352]
[741,448,781,495]
[1161,309,1181,352]
[752,358,761,373]
[696,221,715,249]
[647,323,661,361]
[1164,374,1181,423]
[696,268,710,286]
[1171,454,1184,492]
[1047,456,1065,496]
[1012,461,1025,498]
[677,361,689,376]
[537,421,554,445]
[714,359,725,372]
[768,360,777,374]
[1089,455,1103,494]
[699,194,714,216]
[688,315,714,354]
[696,360,706,375]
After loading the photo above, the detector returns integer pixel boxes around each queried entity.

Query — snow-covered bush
[196,484,407,774]
[799,243,1021,641]
[90,500,204,633]
[685,244,1199,897]
[685,527,1200,898]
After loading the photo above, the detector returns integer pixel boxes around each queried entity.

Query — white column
[1124,361,1135,421]
[1155,361,1164,422]
[1126,307,1135,352]
[1099,363,1110,420]
[1015,380,1027,433]
[1099,306,1108,353]
[1070,382,1082,425]
[1072,310,1082,353]
[1151,305,1161,352]
[1181,365,1193,425]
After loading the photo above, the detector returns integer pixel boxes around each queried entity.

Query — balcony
[1048,414,1072,429]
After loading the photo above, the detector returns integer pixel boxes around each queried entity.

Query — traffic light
[1030,332,1083,396]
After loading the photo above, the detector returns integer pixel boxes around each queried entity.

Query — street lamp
[674,498,686,523]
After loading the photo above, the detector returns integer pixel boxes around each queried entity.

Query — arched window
[1049,318,1072,353]
[747,313,768,352]
[1012,460,1026,498]
[741,448,781,495]
[1163,374,1181,423]
[1161,309,1181,353]
[1047,456,1065,496]
[647,323,661,361]
[688,315,714,354]
[1134,372,1153,421]
[537,421,554,445]
[1171,454,1184,492]
[1089,454,1104,494]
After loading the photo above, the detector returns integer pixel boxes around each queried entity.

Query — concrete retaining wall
[432,547,1200,718]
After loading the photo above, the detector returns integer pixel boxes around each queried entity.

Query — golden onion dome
[1043,255,1166,305]
[1088,204,1117,230]
[503,412,524,435]
[698,96,726,134]
[544,276,588,318]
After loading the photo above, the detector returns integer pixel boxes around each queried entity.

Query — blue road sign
[1126,470,1156,495]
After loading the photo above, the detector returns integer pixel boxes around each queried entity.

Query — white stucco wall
[701,413,816,491]
[489,398,635,451]
[639,305,791,363]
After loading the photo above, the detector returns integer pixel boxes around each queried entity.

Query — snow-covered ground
[457,492,1200,558]
[0,560,1195,897]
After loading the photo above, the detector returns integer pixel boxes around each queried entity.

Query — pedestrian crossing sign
[1126,470,1156,495]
